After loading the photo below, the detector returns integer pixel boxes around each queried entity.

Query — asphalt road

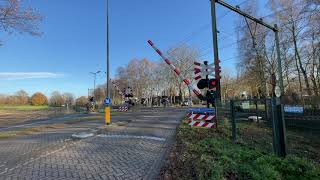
[0,107,186,180]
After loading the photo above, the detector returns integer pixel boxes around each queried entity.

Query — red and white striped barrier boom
[187,120,216,129]
[111,80,125,101]
[187,113,215,121]
[148,40,205,100]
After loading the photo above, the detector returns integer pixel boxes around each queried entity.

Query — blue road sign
[188,108,215,114]
[284,106,303,114]
[104,97,111,106]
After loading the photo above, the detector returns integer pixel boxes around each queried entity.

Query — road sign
[187,108,215,114]
[193,61,215,78]
[284,106,303,113]
[104,97,111,106]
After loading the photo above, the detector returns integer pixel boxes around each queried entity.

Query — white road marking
[71,132,95,139]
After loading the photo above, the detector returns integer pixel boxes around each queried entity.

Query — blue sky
[0,0,270,97]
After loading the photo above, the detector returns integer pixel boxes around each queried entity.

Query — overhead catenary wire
[167,0,318,67]
[221,0,314,35]
[167,1,245,55]
[203,11,320,54]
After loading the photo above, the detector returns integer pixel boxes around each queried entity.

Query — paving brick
[0,108,184,180]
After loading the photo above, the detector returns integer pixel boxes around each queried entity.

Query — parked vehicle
[181,100,190,106]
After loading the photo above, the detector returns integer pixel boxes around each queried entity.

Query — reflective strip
[194,61,201,66]
[164,59,171,65]
[193,121,200,126]
[198,121,205,126]
[183,79,190,85]
[195,75,201,80]
[187,113,216,120]
[187,120,216,129]
[193,114,201,120]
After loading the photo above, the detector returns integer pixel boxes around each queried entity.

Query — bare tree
[166,44,201,102]
[269,0,318,96]
[0,0,42,45]
[50,91,65,107]
[15,90,29,105]
[63,93,75,106]
[93,87,105,103]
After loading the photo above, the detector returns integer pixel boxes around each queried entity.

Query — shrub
[169,124,320,180]
[15,90,29,105]
[75,96,88,107]
[31,92,48,106]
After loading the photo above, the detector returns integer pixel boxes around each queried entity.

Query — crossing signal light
[209,79,217,89]
[197,79,207,89]
[197,79,217,89]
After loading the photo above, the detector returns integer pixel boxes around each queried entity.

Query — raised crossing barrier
[118,106,128,112]
[148,40,205,101]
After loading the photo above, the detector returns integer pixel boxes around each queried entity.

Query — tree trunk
[310,33,319,96]
[292,22,312,96]
[295,53,303,97]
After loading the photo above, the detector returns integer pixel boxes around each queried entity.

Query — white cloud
[0,72,64,80]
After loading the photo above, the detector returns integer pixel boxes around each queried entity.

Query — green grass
[161,120,320,180]
[0,105,50,111]
[0,124,66,139]
[66,112,122,124]
[66,115,103,124]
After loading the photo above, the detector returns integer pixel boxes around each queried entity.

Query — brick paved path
[0,108,185,180]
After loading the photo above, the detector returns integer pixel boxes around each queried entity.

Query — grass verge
[65,112,121,124]
[65,115,103,124]
[0,105,49,111]
[0,124,66,139]
[160,120,320,180]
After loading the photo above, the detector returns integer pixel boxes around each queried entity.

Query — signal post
[104,97,111,125]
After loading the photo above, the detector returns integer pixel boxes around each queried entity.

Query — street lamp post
[90,71,101,98]
[105,0,111,125]
[106,0,110,98]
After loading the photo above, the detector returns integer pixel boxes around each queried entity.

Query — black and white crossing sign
[193,61,215,81]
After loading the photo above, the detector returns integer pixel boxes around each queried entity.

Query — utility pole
[210,0,221,100]
[106,0,110,98]
[214,0,286,157]
[210,0,221,128]
[104,0,111,125]
[274,24,284,96]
